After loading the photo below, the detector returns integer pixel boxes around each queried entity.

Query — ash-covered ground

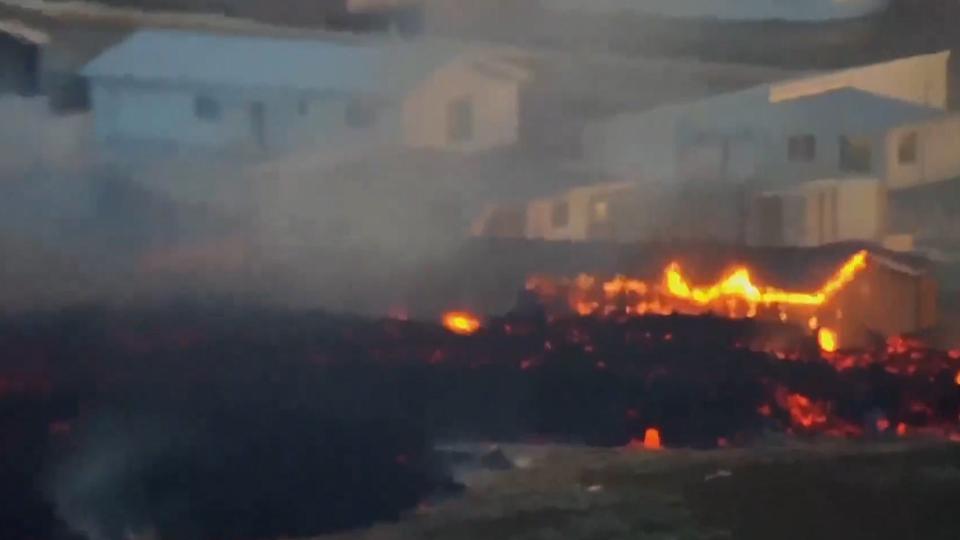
[2,305,960,539]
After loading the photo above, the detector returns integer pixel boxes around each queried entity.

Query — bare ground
[317,440,960,540]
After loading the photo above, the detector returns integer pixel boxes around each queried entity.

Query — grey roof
[774,88,946,132]
[82,29,471,94]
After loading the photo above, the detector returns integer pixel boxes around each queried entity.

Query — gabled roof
[82,29,525,94]
[772,88,946,132]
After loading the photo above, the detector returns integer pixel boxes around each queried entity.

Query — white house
[675,87,960,190]
[582,51,954,188]
[81,29,530,158]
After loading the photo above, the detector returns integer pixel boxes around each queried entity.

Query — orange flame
[528,250,869,322]
[442,311,481,335]
[954,370,960,386]
[643,427,662,450]
[818,327,838,353]
[664,250,867,309]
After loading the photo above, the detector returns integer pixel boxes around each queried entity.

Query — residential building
[82,29,530,159]
[582,51,953,187]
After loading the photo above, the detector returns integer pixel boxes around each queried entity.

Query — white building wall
[88,79,402,157]
[884,116,960,191]
[90,81,255,149]
[402,59,521,153]
[675,96,892,186]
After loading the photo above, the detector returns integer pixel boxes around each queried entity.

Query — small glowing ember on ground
[818,327,838,353]
[781,392,829,429]
[442,311,481,335]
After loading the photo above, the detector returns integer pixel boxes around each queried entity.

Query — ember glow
[818,327,839,353]
[780,392,829,429]
[442,311,481,335]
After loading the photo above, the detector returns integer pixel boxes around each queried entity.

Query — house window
[898,132,918,164]
[194,96,221,122]
[787,134,816,162]
[345,99,376,128]
[593,200,609,222]
[447,97,473,143]
[551,200,569,228]
[839,135,873,173]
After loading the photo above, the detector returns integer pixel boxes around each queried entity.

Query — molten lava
[643,427,663,450]
[780,391,829,429]
[442,311,481,335]
[818,327,838,353]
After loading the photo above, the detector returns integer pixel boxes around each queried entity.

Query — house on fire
[81,29,530,158]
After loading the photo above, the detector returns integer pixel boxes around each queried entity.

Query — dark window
[898,132,918,164]
[194,96,220,121]
[839,136,873,173]
[787,134,816,162]
[298,99,310,116]
[551,200,569,228]
[447,97,473,143]
[345,99,376,127]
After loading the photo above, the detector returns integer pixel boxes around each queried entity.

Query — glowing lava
[664,250,867,309]
[781,392,828,429]
[528,250,869,320]
[442,311,481,335]
[643,427,663,450]
[818,327,839,353]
